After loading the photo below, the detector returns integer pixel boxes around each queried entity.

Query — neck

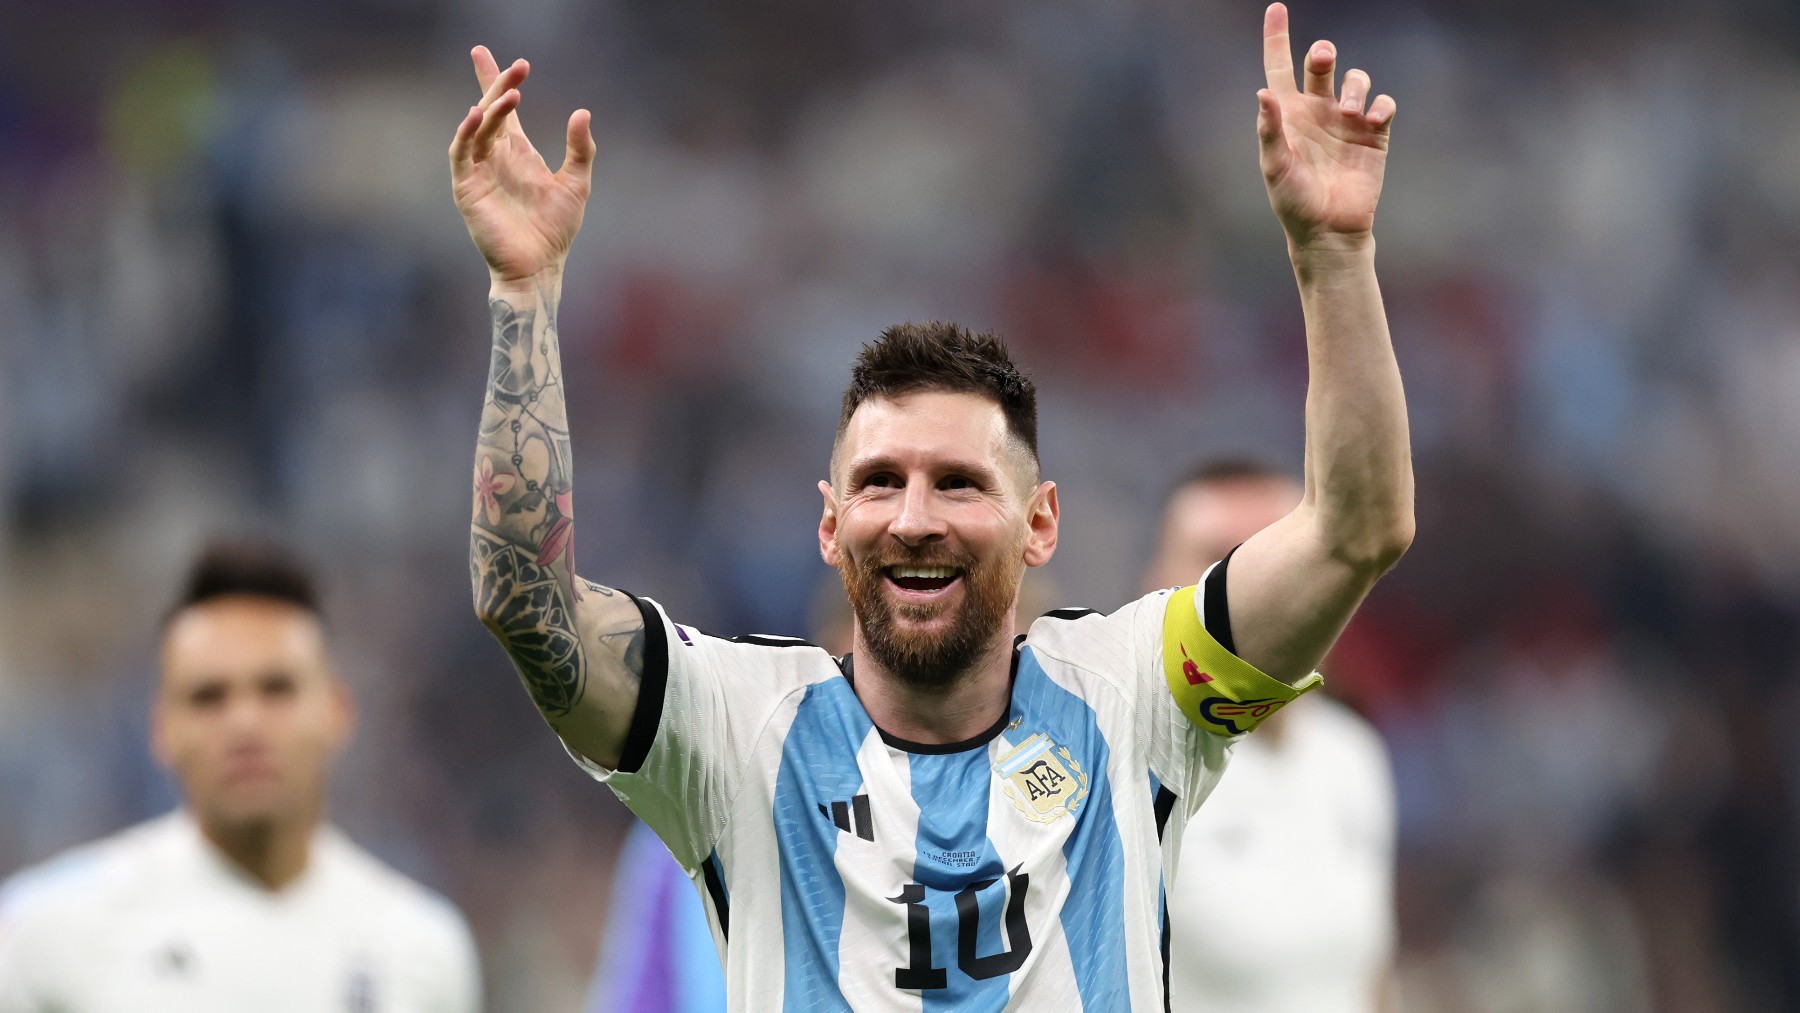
[850,620,1016,746]
[193,807,317,891]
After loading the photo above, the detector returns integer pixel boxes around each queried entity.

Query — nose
[222,691,270,737]
[889,480,947,548]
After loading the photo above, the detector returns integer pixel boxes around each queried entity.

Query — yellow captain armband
[1160,584,1322,736]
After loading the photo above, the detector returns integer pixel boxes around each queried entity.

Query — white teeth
[890,566,957,579]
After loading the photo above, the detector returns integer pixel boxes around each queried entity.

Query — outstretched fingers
[470,47,530,142]
[1339,69,1393,135]
[471,45,503,91]
[449,103,483,172]
[561,108,596,185]
[1303,40,1336,99]
[1367,93,1396,131]
[1340,68,1369,115]
[1263,3,1298,93]
[471,89,521,164]
[451,48,529,176]
[473,52,528,114]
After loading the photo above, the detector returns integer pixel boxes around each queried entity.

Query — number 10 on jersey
[890,867,1032,990]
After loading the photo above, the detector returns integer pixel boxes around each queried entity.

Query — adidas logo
[818,794,875,841]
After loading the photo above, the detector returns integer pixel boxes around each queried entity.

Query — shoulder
[0,815,185,929]
[316,832,474,958]
[1022,590,1169,678]
[643,595,842,685]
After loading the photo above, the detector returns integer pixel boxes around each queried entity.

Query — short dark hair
[1161,458,1296,510]
[835,321,1039,470]
[168,539,322,624]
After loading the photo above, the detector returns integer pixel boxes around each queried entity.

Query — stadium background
[4,0,1800,1008]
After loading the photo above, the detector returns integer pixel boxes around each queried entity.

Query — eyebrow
[845,456,1005,486]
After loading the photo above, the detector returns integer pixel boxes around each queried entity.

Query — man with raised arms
[452,5,1410,1008]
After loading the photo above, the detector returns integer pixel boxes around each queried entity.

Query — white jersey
[0,812,480,1013]
[1169,695,1396,1013]
[577,562,1318,1012]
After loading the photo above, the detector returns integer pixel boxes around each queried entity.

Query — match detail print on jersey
[1160,584,1321,735]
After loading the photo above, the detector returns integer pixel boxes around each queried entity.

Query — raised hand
[1256,3,1395,252]
[449,47,595,283]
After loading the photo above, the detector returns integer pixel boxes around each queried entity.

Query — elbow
[471,592,499,631]
[1376,513,1415,571]
[470,593,513,647]
[1328,511,1414,576]
[471,594,500,630]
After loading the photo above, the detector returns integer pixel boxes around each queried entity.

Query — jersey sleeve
[563,594,825,870]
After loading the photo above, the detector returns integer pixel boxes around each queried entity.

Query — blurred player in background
[1146,462,1397,1013]
[453,2,1410,1007]
[0,542,480,1013]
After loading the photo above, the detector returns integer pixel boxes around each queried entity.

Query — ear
[1023,481,1059,567]
[149,698,173,771]
[818,480,841,567]
[328,676,357,754]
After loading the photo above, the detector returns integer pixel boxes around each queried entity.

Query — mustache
[855,545,978,574]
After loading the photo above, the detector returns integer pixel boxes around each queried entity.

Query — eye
[940,475,975,491]
[260,673,297,701]
[864,472,900,489]
[189,684,226,710]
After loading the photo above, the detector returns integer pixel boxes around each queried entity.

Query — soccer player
[578,581,1061,1013]
[452,3,1410,1008]
[1147,462,1397,1013]
[0,542,480,1013]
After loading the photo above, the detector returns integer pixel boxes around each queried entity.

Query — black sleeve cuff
[1201,546,1238,656]
[614,592,670,774]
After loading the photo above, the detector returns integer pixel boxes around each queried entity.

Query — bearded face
[839,535,1024,690]
[822,390,1059,693]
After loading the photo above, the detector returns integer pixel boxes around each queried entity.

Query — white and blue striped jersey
[0,813,479,1013]
[574,561,1310,1011]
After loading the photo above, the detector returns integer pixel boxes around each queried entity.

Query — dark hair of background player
[167,539,323,625]
[1161,458,1295,509]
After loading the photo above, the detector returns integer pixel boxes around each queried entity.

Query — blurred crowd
[4,0,1800,1009]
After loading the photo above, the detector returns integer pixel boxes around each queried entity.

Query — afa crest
[995,733,1090,824]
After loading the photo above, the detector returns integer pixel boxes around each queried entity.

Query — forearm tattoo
[469,279,590,718]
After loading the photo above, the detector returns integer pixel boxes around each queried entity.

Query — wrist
[1287,235,1375,281]
[1287,230,1375,259]
[488,268,564,304]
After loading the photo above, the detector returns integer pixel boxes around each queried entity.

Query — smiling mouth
[885,565,963,594]
[222,761,279,786]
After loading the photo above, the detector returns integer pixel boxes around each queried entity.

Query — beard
[840,540,1023,691]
